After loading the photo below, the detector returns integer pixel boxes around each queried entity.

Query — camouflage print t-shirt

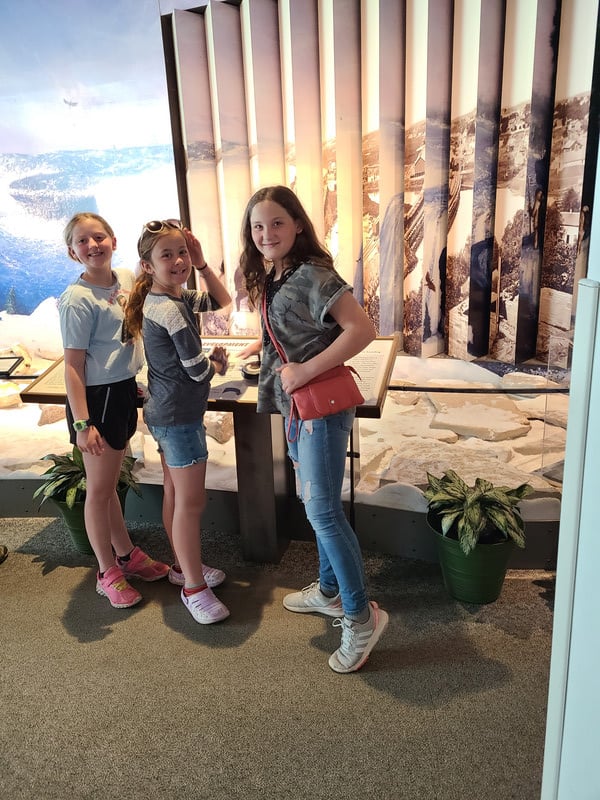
[257,262,351,416]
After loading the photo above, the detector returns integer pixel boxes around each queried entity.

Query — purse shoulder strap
[262,291,302,441]
[261,291,288,363]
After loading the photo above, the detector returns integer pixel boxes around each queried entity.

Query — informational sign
[20,335,399,419]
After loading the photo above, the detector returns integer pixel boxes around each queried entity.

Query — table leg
[232,408,290,562]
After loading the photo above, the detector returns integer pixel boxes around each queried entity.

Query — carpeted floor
[0,516,555,800]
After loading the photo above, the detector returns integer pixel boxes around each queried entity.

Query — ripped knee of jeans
[302,479,312,503]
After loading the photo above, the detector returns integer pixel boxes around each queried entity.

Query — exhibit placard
[20,335,398,419]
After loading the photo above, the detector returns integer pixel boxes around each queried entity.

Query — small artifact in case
[241,360,260,382]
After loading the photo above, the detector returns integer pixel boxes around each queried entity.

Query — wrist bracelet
[197,263,208,271]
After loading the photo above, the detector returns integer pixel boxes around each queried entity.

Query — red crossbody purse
[261,292,364,440]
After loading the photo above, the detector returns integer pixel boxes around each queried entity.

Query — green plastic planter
[51,489,129,556]
[428,512,514,604]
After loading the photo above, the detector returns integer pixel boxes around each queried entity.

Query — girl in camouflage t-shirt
[239,186,389,673]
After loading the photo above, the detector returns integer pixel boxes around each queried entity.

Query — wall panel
[205,1,252,320]
[165,0,599,362]
[172,10,222,272]
[319,0,363,283]
[375,0,405,339]
[468,0,505,357]
[279,0,323,236]
[422,0,453,357]
[446,0,480,359]
[240,0,286,190]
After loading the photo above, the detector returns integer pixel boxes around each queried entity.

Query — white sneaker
[181,587,230,624]
[168,563,226,588]
[283,580,344,618]
[328,601,389,673]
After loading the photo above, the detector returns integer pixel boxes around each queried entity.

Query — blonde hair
[63,213,115,262]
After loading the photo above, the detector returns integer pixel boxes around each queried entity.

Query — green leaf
[34,445,140,506]
[424,469,532,552]
[440,511,460,535]
[72,446,85,471]
[65,486,78,509]
[443,470,470,493]
[474,477,494,494]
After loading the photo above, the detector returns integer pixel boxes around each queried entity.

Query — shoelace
[333,617,355,651]
[332,616,372,663]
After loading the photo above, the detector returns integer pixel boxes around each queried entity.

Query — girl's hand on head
[183,228,205,267]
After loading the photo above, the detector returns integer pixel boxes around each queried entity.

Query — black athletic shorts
[66,377,138,451]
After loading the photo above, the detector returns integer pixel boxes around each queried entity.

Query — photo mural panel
[205,1,252,326]
[571,0,600,321]
[402,0,428,355]
[0,0,178,329]
[172,11,222,273]
[240,0,286,190]
[515,0,561,363]
[446,0,481,360]
[164,0,599,367]
[320,0,363,285]
[360,0,381,324]
[172,9,226,337]
[422,0,453,357]
[489,0,537,364]
[279,0,323,238]
[467,0,506,358]
[376,0,406,340]
[536,0,599,365]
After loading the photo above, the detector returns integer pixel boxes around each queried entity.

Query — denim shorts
[147,420,208,468]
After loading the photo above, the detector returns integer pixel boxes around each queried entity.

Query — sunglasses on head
[143,219,183,233]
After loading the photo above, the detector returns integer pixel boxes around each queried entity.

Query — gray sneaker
[328,601,389,673]
[283,580,344,617]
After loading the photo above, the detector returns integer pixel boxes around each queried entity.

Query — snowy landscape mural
[0,0,178,318]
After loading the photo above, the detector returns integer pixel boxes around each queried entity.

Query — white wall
[542,145,600,798]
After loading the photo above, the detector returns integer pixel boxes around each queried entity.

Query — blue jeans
[286,410,368,618]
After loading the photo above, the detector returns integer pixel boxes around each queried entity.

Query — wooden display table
[20,336,398,562]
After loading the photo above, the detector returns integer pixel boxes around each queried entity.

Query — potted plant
[33,445,142,554]
[423,469,533,604]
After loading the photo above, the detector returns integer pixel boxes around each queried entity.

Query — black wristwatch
[73,419,93,432]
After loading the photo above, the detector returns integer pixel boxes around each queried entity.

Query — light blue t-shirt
[58,268,144,386]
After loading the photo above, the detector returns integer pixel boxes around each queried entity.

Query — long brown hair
[125,272,152,338]
[124,223,186,337]
[239,185,333,308]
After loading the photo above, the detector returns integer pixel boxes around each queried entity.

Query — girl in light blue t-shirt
[60,212,169,610]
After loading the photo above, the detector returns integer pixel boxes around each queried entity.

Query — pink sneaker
[117,546,169,582]
[96,566,142,609]
[181,587,230,624]
[168,563,226,588]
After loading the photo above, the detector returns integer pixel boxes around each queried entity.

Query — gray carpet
[0,516,554,800]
